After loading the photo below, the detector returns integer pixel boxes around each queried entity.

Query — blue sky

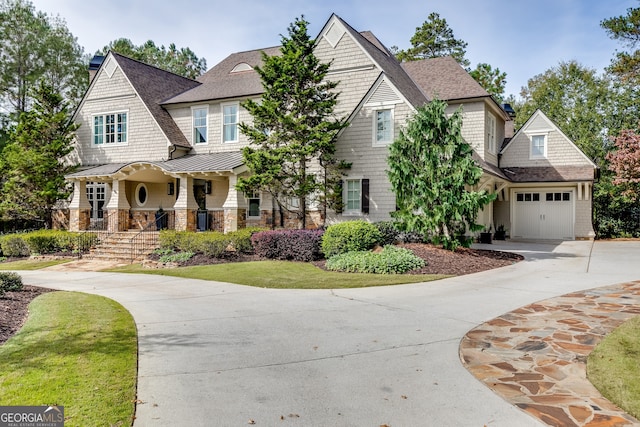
[30,0,637,98]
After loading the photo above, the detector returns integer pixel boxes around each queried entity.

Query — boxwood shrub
[0,271,23,296]
[321,220,382,258]
[251,229,324,261]
[325,245,425,274]
[1,236,30,257]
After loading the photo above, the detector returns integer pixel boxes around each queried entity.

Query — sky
[28,0,637,99]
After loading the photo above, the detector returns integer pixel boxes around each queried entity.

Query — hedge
[0,272,23,296]
[321,220,383,258]
[325,245,425,274]
[251,229,324,261]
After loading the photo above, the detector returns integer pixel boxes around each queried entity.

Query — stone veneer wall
[69,209,90,231]
[210,210,224,232]
[52,209,70,230]
[246,209,324,229]
[175,209,197,231]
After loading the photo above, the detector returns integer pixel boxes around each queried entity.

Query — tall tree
[99,38,207,79]
[396,12,470,67]
[386,99,495,250]
[601,4,640,83]
[516,60,611,165]
[237,16,347,229]
[0,82,78,227]
[469,63,507,103]
[0,0,87,115]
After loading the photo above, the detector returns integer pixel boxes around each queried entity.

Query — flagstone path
[461,280,640,427]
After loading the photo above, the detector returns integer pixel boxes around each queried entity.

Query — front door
[86,182,106,222]
[194,181,208,231]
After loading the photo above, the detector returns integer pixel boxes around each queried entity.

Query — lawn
[109,260,448,288]
[0,291,137,427]
[0,258,72,270]
[588,315,640,419]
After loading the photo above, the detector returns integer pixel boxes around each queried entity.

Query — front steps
[85,231,159,263]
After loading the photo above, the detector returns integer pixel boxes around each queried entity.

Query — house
[59,13,597,241]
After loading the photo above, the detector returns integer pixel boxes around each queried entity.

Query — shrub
[321,221,382,258]
[374,221,400,246]
[24,232,59,254]
[252,229,323,261]
[159,251,195,263]
[228,227,264,253]
[0,272,23,296]
[325,245,425,274]
[1,236,30,257]
[199,234,231,257]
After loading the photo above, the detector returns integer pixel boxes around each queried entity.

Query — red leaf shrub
[251,229,324,261]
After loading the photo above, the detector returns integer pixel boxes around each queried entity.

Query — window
[223,104,238,143]
[135,183,148,207]
[531,135,546,158]
[374,109,393,145]
[487,113,496,153]
[346,179,361,212]
[93,112,127,144]
[192,107,208,144]
[516,192,540,202]
[247,191,260,217]
[546,192,571,202]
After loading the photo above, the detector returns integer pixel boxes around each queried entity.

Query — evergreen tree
[99,38,207,79]
[237,16,347,228]
[396,12,470,67]
[387,99,494,250]
[469,63,507,103]
[0,82,78,227]
[601,4,640,83]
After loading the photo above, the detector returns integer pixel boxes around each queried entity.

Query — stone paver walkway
[461,280,640,427]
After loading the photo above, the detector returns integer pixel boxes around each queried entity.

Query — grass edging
[0,291,137,426]
[588,315,640,419]
[0,258,73,270]
[108,260,448,289]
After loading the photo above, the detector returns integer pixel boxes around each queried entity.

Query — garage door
[513,190,574,240]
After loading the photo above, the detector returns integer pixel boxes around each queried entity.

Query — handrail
[129,211,173,263]
[76,210,122,258]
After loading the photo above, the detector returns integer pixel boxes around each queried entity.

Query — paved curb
[461,280,640,426]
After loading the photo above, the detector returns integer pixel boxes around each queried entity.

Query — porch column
[174,175,198,231]
[222,175,247,233]
[68,180,91,231]
[105,180,130,232]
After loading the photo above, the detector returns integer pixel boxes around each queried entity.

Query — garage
[512,189,574,240]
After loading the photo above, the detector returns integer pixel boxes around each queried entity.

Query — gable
[500,110,596,168]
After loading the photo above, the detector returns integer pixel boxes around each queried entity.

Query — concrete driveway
[17,240,640,426]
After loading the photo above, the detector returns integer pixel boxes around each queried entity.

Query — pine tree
[386,99,495,250]
[0,82,78,227]
[237,16,347,228]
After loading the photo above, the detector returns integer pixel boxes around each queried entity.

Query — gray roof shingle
[111,53,201,148]
[66,152,244,178]
[401,57,490,101]
[163,47,282,104]
[501,166,595,182]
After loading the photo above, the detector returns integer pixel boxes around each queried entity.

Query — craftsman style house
[60,14,597,240]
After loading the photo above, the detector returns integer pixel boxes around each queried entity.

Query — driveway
[17,240,640,426]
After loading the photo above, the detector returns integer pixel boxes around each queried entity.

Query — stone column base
[224,208,247,233]
[175,209,196,231]
[69,209,90,231]
[107,209,130,232]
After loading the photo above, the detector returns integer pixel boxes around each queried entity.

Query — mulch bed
[0,285,53,345]
[1,243,523,346]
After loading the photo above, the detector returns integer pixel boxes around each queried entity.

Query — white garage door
[513,190,574,240]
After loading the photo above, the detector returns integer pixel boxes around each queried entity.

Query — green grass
[0,258,72,270]
[109,260,447,289]
[588,315,640,419]
[0,291,137,427]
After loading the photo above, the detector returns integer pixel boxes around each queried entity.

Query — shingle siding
[73,65,169,164]
[501,129,593,167]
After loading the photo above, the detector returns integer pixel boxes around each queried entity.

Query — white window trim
[92,110,129,146]
[191,105,209,145]
[135,183,148,207]
[529,133,548,159]
[246,191,261,218]
[372,107,394,147]
[222,102,239,144]
[487,113,496,154]
[343,178,362,216]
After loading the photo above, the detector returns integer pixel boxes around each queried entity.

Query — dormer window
[231,63,253,73]
[531,134,547,158]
